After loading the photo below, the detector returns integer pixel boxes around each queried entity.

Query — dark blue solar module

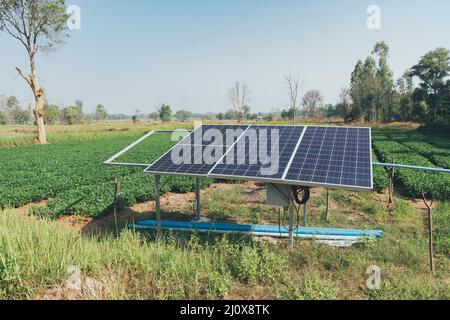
[178,124,249,146]
[145,125,249,176]
[284,127,372,189]
[209,125,305,180]
[144,124,373,191]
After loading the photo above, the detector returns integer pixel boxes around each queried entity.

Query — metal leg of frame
[288,200,295,247]
[303,203,308,227]
[195,178,201,219]
[155,175,161,225]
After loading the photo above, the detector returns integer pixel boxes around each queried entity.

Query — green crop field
[0,128,209,218]
[0,123,449,300]
[1,124,448,218]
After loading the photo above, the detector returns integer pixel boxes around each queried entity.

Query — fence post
[325,189,330,222]
[114,177,121,235]
[386,166,395,211]
[288,200,295,247]
[422,190,435,275]
[195,177,201,220]
[155,175,161,225]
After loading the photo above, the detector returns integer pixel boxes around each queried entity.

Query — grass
[0,122,192,147]
[1,183,449,300]
[1,121,449,300]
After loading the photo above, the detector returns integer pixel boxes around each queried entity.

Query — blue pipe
[132,220,383,239]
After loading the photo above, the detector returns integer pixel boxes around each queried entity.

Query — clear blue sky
[1,0,450,114]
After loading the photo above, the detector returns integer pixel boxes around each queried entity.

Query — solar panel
[144,124,373,191]
[145,124,249,176]
[283,127,372,190]
[209,125,305,180]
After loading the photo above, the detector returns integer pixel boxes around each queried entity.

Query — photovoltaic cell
[209,126,305,180]
[145,124,249,176]
[178,124,249,146]
[284,127,372,189]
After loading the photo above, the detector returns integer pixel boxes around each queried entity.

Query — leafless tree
[284,73,302,125]
[0,0,69,144]
[302,89,324,118]
[228,81,250,124]
[339,87,352,117]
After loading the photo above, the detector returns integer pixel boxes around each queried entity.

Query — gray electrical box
[267,184,291,207]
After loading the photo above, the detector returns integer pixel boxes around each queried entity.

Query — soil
[12,181,427,237]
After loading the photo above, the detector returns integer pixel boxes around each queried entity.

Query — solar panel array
[145,124,373,191]
[209,125,305,180]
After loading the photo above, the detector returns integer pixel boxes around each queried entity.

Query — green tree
[6,95,19,110]
[12,107,30,124]
[75,100,83,112]
[281,108,295,121]
[373,42,396,122]
[94,104,108,122]
[175,109,192,122]
[158,104,172,122]
[61,105,84,125]
[243,105,251,120]
[216,113,225,120]
[43,103,60,125]
[263,113,274,121]
[225,109,237,120]
[0,0,69,144]
[350,56,379,122]
[4,96,30,124]
[148,112,160,121]
[411,47,450,119]
[0,110,7,125]
[396,71,414,121]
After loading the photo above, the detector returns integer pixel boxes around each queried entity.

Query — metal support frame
[104,131,156,167]
[104,131,450,247]
[288,199,295,247]
[303,203,308,227]
[373,162,450,174]
[155,175,161,224]
[103,130,192,168]
[195,178,201,219]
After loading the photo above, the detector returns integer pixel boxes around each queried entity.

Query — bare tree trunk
[34,103,47,144]
[422,190,435,275]
[17,53,47,144]
[31,55,47,144]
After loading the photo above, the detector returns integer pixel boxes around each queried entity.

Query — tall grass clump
[0,211,235,299]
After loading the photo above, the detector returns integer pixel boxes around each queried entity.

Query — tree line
[0,97,109,125]
[346,42,450,124]
[229,42,450,126]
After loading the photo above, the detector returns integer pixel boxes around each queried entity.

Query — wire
[292,186,311,205]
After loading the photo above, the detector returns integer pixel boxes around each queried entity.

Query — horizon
[1,0,450,114]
